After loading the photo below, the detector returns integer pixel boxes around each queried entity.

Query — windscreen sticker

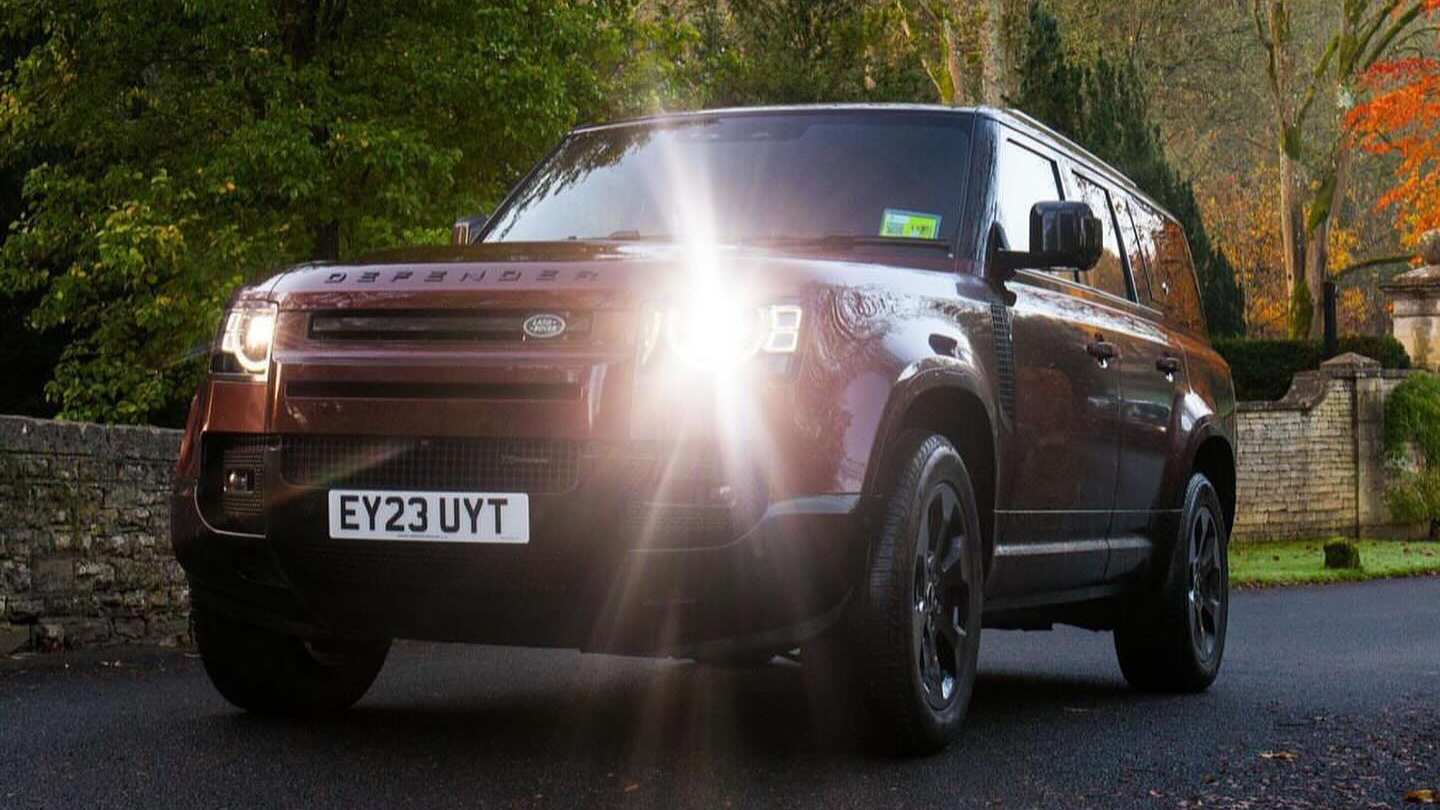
[879,209,941,239]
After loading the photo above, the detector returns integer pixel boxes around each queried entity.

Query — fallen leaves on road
[1259,750,1299,761]
[1406,788,1437,804]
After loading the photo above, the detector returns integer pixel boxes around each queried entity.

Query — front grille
[308,309,592,343]
[280,435,580,493]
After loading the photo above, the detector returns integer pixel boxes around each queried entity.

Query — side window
[1134,202,1207,334]
[995,139,1063,252]
[1114,194,1153,302]
[1071,173,1133,301]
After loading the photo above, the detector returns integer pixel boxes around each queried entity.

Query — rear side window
[1071,173,1133,301]
[1132,202,1206,334]
[995,139,1063,251]
[1113,194,1153,302]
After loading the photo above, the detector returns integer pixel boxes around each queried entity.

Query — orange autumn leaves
[1349,6,1440,249]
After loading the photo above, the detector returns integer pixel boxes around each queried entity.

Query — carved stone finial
[1421,229,1440,266]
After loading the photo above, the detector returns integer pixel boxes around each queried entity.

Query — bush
[1323,540,1361,570]
[1383,372,1440,527]
[1212,335,1411,401]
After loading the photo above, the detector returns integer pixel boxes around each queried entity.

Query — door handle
[1085,338,1116,363]
[1156,355,1181,375]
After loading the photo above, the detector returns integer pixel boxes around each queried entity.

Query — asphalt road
[3,578,1438,809]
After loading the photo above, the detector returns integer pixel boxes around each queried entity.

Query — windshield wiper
[741,234,951,252]
[600,230,673,241]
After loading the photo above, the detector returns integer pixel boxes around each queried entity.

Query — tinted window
[1114,194,1154,302]
[1072,173,1133,301]
[995,139,1063,251]
[1133,202,1206,334]
[485,112,972,245]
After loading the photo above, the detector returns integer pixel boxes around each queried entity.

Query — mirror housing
[451,213,489,246]
[992,201,1103,279]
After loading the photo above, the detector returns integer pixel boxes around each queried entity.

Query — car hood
[256,241,952,311]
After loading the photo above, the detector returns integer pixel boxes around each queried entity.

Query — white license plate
[327,490,530,544]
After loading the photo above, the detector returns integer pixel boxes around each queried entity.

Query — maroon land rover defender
[172,105,1237,754]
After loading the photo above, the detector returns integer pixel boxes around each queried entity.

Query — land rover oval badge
[522,313,567,339]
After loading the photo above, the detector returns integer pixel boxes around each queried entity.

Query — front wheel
[804,431,985,755]
[193,603,390,715]
[1114,472,1229,692]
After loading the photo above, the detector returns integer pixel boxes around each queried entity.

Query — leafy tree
[1251,0,1440,338]
[1011,1,1245,335]
[0,0,667,423]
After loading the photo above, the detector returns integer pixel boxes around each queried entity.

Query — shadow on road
[213,652,1149,765]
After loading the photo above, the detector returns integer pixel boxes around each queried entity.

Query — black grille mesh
[201,434,269,533]
[280,435,580,493]
[990,302,1016,419]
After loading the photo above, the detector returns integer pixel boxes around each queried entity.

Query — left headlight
[213,301,277,376]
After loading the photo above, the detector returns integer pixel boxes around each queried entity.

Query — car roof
[570,103,1174,225]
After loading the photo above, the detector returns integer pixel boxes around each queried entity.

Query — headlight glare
[655,301,802,370]
[216,301,277,376]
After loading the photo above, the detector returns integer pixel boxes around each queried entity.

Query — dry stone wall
[0,416,188,653]
[1232,355,1422,543]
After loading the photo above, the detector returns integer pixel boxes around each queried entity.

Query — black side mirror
[451,213,489,246]
[993,201,1103,278]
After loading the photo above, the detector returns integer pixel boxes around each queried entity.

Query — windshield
[483,110,973,246]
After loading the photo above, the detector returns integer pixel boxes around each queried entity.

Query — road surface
[2,578,1437,808]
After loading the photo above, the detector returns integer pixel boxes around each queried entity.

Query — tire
[193,603,390,715]
[803,430,985,755]
[1114,472,1229,693]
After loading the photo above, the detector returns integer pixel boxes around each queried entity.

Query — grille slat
[280,435,580,493]
[308,309,592,343]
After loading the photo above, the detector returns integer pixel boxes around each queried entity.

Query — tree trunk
[980,0,1006,105]
[313,221,340,261]
[1304,144,1353,339]
[1279,147,1309,337]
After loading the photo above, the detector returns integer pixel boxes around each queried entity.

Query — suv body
[172,106,1237,751]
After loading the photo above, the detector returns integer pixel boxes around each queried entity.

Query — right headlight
[641,300,803,371]
[212,300,277,377]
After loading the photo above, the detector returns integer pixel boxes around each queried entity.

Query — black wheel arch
[865,367,1000,575]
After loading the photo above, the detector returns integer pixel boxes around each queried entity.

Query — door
[988,136,1120,598]
[1101,190,1186,581]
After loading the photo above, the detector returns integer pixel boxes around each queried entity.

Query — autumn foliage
[1349,49,1440,247]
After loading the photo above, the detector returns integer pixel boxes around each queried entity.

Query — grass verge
[1230,538,1440,587]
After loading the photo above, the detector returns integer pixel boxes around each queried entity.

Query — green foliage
[0,0,674,423]
[1010,1,1245,336]
[1383,373,1440,525]
[1212,335,1410,401]
[685,0,929,106]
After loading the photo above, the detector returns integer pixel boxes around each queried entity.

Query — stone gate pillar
[1382,230,1440,371]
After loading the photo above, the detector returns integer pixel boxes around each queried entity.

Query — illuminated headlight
[213,301,277,376]
[646,301,803,370]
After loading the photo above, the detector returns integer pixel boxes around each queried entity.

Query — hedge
[1212,335,1410,401]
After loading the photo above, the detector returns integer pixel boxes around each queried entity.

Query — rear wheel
[193,603,390,715]
[804,431,984,755]
[1114,472,1229,692]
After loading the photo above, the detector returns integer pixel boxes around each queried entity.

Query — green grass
[1230,538,1440,587]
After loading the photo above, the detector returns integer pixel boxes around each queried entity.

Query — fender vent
[990,302,1015,419]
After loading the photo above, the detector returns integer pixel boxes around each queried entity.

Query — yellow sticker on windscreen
[880,209,941,239]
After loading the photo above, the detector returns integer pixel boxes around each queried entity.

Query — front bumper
[171,438,871,656]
